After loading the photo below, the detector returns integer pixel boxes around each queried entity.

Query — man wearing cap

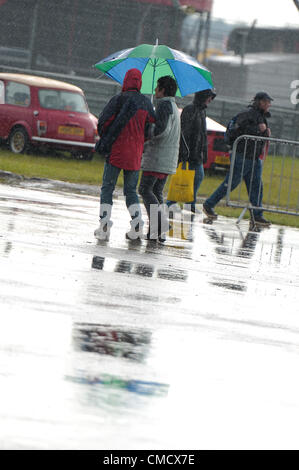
[203,91,273,226]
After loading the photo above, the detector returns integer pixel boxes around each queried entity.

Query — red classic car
[205,117,230,171]
[0,73,98,160]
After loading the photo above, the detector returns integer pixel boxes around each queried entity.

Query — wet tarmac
[0,181,299,449]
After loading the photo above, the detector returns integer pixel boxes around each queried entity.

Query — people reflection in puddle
[275,228,284,264]
[70,324,169,396]
[210,279,246,292]
[237,231,260,259]
[91,255,187,282]
[114,259,132,274]
[91,256,105,270]
[203,224,261,260]
[73,322,151,361]
[134,263,154,278]
[115,258,154,278]
[203,225,229,255]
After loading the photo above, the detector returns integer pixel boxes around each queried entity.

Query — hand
[96,136,110,155]
[259,123,267,133]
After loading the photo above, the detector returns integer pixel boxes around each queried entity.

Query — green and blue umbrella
[94,43,213,97]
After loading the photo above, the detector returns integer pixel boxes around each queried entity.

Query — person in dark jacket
[203,92,273,226]
[94,68,156,241]
[167,88,216,214]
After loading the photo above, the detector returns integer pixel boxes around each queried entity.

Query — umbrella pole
[151,39,159,103]
[151,59,157,104]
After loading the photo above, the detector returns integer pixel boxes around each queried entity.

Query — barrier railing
[226,135,299,223]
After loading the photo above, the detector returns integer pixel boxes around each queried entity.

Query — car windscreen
[38,89,88,113]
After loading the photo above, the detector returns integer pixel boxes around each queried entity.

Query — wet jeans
[205,153,263,217]
[167,162,204,212]
[100,161,142,223]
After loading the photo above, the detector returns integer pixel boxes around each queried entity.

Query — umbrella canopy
[94,43,213,97]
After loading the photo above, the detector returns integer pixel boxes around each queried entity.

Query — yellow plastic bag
[167,162,195,203]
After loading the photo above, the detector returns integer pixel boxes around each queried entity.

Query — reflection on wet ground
[237,231,259,259]
[69,321,167,396]
[92,256,188,282]
[65,375,169,397]
[210,279,247,292]
[0,183,299,449]
[73,323,151,361]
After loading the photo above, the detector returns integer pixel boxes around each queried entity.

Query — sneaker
[203,203,218,219]
[94,223,110,241]
[254,216,271,227]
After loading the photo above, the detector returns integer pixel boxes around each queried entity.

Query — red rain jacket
[97,69,155,170]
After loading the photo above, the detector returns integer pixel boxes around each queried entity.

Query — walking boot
[203,202,218,219]
[94,220,112,241]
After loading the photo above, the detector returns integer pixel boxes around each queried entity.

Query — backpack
[95,93,129,156]
[224,114,239,147]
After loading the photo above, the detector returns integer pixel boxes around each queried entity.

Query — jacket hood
[193,88,216,107]
[122,68,142,92]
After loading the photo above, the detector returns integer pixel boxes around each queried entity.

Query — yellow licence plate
[215,155,229,165]
[58,126,85,136]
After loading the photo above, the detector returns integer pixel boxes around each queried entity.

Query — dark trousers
[139,173,168,236]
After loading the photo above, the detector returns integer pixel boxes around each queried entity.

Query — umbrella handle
[151,38,159,96]
[152,58,157,96]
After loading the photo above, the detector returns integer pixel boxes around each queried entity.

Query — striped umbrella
[94,42,213,97]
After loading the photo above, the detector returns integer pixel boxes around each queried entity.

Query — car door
[0,80,7,137]
[0,80,33,139]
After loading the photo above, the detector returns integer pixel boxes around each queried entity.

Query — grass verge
[0,147,298,228]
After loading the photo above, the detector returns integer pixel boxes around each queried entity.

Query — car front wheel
[9,127,29,154]
[72,150,94,161]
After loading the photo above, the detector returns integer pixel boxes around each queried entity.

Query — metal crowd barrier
[226,135,299,223]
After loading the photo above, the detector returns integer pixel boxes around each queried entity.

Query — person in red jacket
[94,68,156,241]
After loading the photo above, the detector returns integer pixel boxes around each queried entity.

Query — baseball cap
[254,92,274,101]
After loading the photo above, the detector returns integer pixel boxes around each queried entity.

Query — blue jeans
[205,154,263,217]
[167,162,204,212]
[100,161,142,223]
